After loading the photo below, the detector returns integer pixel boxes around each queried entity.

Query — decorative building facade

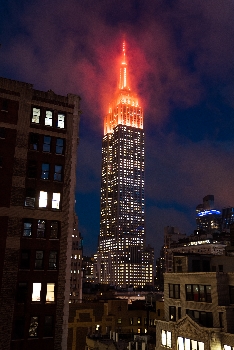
[97,42,153,288]
[0,77,80,350]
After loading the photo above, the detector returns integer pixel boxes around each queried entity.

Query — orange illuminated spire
[119,41,129,90]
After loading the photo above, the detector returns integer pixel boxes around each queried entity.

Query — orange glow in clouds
[104,41,143,135]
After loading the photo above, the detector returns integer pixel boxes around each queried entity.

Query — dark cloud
[1,0,234,256]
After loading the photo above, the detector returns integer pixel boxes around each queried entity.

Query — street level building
[97,42,153,288]
[0,77,80,350]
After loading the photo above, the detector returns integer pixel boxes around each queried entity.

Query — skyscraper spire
[119,40,128,90]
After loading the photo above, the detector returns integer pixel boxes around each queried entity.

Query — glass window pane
[41,163,49,180]
[52,192,60,209]
[57,113,65,128]
[23,222,32,237]
[35,251,43,270]
[49,251,57,270]
[56,138,64,154]
[32,283,41,301]
[43,136,51,152]
[39,191,47,208]
[29,316,39,337]
[162,330,166,346]
[54,165,62,181]
[37,220,45,238]
[45,110,53,126]
[29,133,39,151]
[32,108,40,123]
[44,316,53,337]
[50,221,58,238]
[46,283,55,302]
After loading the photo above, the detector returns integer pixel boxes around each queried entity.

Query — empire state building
[97,42,153,288]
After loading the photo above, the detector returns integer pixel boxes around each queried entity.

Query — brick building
[0,77,80,350]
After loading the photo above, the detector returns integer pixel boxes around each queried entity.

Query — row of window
[28,161,63,181]
[25,190,61,210]
[17,282,55,303]
[186,309,213,327]
[29,133,65,154]
[32,107,65,129]
[13,315,53,339]
[20,250,57,270]
[168,284,212,303]
[23,219,59,239]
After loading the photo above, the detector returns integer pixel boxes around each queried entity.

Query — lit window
[41,163,49,180]
[43,136,51,152]
[29,316,39,337]
[48,251,57,270]
[39,191,47,208]
[23,221,32,237]
[32,108,40,124]
[37,220,45,238]
[32,283,41,301]
[57,113,65,128]
[52,193,60,209]
[56,138,64,154]
[45,110,53,126]
[54,165,62,181]
[46,283,55,302]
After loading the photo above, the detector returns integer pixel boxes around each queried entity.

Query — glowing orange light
[104,41,143,135]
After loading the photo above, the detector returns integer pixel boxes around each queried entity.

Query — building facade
[0,77,80,350]
[97,42,153,288]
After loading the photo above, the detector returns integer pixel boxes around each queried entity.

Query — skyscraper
[97,42,153,288]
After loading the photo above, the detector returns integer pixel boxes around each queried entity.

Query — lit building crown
[104,41,143,135]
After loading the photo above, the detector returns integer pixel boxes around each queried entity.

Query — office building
[97,42,153,288]
[196,195,221,233]
[0,77,80,350]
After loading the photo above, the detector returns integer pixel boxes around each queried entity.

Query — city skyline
[1,1,234,258]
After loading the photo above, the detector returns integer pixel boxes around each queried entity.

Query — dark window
[27,160,37,178]
[186,284,211,303]
[20,250,30,269]
[129,318,133,325]
[16,283,28,303]
[12,317,25,339]
[1,99,8,112]
[192,259,201,272]
[25,188,35,208]
[219,312,223,328]
[37,220,46,238]
[56,138,64,154]
[48,251,57,270]
[41,163,49,180]
[23,221,32,237]
[54,165,62,181]
[43,136,51,152]
[0,127,5,138]
[157,309,161,317]
[178,307,181,319]
[218,265,223,272]
[44,316,53,337]
[50,221,59,238]
[35,251,44,269]
[230,286,234,303]
[186,309,213,327]
[29,133,39,151]
[29,316,39,337]
[169,306,176,321]
[169,284,180,299]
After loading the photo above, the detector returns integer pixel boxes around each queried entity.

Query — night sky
[1,0,234,258]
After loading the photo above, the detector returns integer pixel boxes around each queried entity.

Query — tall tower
[97,42,153,288]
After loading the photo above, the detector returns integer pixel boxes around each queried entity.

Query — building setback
[97,42,153,288]
[0,77,80,350]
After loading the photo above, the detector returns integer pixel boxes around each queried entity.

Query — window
[46,283,55,302]
[32,108,40,124]
[54,165,62,181]
[39,191,47,208]
[35,251,43,269]
[169,306,176,321]
[218,265,223,272]
[185,284,212,303]
[23,221,32,237]
[27,160,37,178]
[0,127,5,138]
[44,316,53,337]
[177,337,204,350]
[32,282,41,301]
[169,284,180,299]
[162,330,171,348]
[56,138,64,154]
[25,188,35,208]
[52,192,60,209]
[48,251,57,270]
[29,316,39,337]
[16,283,28,303]
[1,99,8,112]
[50,221,58,238]
[29,133,39,151]
[186,309,213,327]
[41,163,49,180]
[129,318,133,325]
[178,307,181,319]
[137,317,141,324]
[43,136,51,152]
[57,113,65,128]
[37,220,45,238]
[12,317,25,339]
[229,286,234,304]
[20,250,30,269]
[117,318,122,324]
[45,110,53,126]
